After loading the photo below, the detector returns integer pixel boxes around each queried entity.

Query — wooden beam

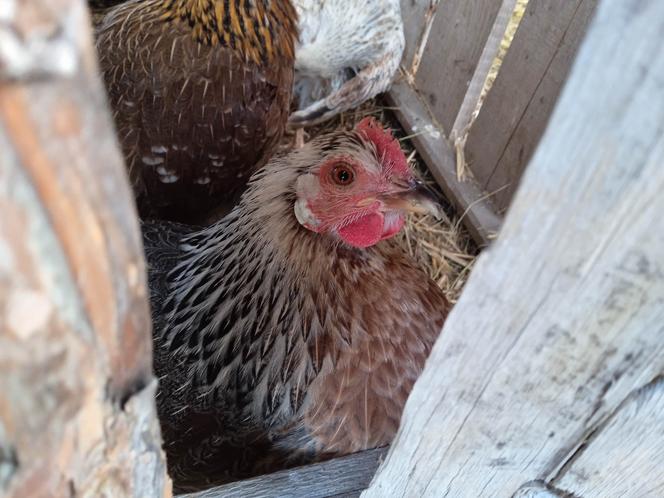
[386,80,502,246]
[364,0,664,495]
[0,0,168,496]
[465,0,599,213]
[180,448,388,498]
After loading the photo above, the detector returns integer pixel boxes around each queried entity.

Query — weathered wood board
[0,0,168,496]
[554,378,664,497]
[449,0,518,142]
[386,81,502,246]
[399,0,440,78]
[415,0,504,132]
[181,448,387,498]
[364,0,664,496]
[465,0,599,213]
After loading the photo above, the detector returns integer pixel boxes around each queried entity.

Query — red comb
[355,117,409,176]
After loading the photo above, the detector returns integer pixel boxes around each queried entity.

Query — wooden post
[0,1,169,496]
[365,0,664,496]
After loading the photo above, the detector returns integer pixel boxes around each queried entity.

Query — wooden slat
[0,0,168,496]
[554,378,664,497]
[465,0,599,213]
[414,0,503,132]
[449,0,518,141]
[512,483,568,498]
[180,448,387,498]
[399,0,441,78]
[386,80,502,246]
[364,0,664,495]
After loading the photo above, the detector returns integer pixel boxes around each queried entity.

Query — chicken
[289,0,404,127]
[143,117,449,491]
[92,0,298,222]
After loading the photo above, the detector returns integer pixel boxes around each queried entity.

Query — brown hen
[93,0,297,222]
[143,118,449,491]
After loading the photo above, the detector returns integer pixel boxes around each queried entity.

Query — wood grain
[180,448,388,498]
[0,0,169,496]
[415,0,503,132]
[512,483,568,498]
[364,0,664,495]
[398,0,440,78]
[554,378,664,497]
[449,0,518,141]
[386,80,502,246]
[465,0,598,212]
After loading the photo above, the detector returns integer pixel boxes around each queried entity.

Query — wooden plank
[0,0,168,496]
[553,378,664,497]
[180,448,387,498]
[363,0,664,496]
[415,0,503,132]
[512,483,567,498]
[399,0,441,78]
[449,0,518,142]
[386,80,502,246]
[465,0,598,213]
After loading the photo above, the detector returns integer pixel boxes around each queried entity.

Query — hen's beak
[380,179,444,219]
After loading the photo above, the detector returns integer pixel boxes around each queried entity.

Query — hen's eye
[331,164,355,186]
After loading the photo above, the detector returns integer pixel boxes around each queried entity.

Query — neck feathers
[160,0,298,64]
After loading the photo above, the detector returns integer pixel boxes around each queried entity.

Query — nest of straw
[283,100,479,304]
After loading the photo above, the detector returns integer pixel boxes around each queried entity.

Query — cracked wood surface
[364,0,664,496]
[553,378,664,497]
[0,0,169,496]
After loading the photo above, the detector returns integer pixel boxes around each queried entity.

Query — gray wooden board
[465,0,598,212]
[512,483,572,498]
[180,448,387,498]
[450,0,518,141]
[363,0,664,496]
[415,0,503,132]
[553,378,664,497]
[399,0,440,77]
[386,80,503,246]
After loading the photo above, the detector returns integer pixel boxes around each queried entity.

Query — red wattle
[338,213,384,248]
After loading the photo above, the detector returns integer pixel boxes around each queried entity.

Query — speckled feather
[93,0,298,222]
[290,0,404,126]
[144,128,448,491]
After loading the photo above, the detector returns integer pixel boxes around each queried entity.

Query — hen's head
[294,118,442,249]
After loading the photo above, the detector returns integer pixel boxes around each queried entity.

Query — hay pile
[284,101,478,304]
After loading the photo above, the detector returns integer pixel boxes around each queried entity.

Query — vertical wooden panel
[414,0,503,132]
[0,0,168,496]
[465,0,598,213]
[449,0,519,141]
[363,0,664,495]
[399,0,441,77]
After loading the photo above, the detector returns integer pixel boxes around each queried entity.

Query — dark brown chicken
[93,0,298,222]
[143,118,449,491]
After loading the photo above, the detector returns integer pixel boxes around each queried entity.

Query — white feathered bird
[290,0,405,127]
